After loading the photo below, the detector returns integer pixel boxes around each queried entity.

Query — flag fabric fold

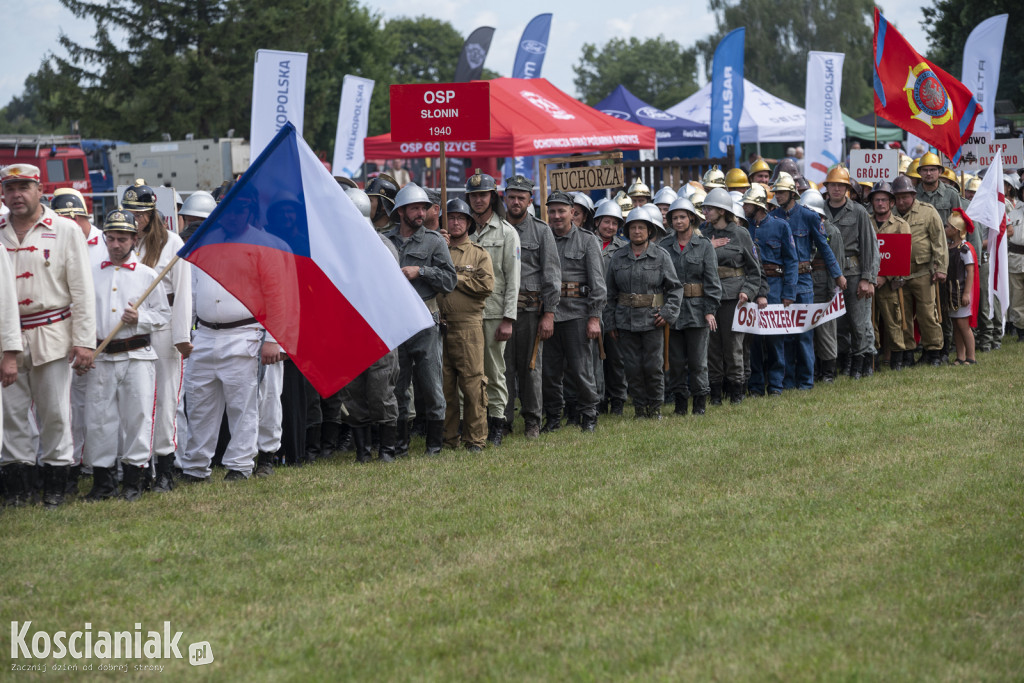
[178,122,434,396]
[873,8,981,164]
[964,156,1010,330]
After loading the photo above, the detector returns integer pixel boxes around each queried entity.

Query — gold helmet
[941,167,962,192]
[965,175,982,194]
[702,166,726,189]
[898,154,913,174]
[690,189,707,210]
[614,190,634,216]
[741,183,769,211]
[947,207,974,239]
[772,171,797,194]
[749,158,771,177]
[918,151,943,169]
[824,164,853,187]
[626,178,652,199]
[725,167,750,190]
[906,158,921,179]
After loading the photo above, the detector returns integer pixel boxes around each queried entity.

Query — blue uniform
[770,203,842,389]
[748,214,798,395]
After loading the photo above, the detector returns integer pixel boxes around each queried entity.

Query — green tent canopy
[843,113,903,142]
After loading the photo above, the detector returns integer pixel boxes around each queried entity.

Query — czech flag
[873,8,981,165]
[178,122,433,396]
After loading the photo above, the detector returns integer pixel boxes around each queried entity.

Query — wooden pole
[439,144,447,232]
[94,255,179,355]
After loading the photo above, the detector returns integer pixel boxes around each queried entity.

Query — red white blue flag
[873,8,981,164]
[178,122,433,396]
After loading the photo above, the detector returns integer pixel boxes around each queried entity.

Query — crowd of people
[0,150,1021,508]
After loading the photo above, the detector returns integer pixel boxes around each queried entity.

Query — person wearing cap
[1004,174,1024,341]
[594,200,629,415]
[868,182,913,369]
[772,170,846,387]
[604,208,682,419]
[501,174,560,439]
[387,183,457,456]
[540,191,607,433]
[423,188,443,233]
[438,198,494,451]
[335,186,402,463]
[121,179,194,489]
[81,209,170,501]
[627,178,652,207]
[0,163,96,508]
[702,188,763,405]
[823,165,878,378]
[466,171,521,447]
[800,190,846,383]
[892,175,948,367]
[746,183,799,396]
[659,196,721,415]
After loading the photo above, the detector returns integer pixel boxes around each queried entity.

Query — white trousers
[83,358,156,469]
[180,328,260,477]
[174,356,190,466]
[257,360,283,454]
[71,371,88,466]
[1,351,73,466]
[151,326,184,456]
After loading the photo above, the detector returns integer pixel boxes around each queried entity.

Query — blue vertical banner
[505,13,553,183]
[709,27,745,167]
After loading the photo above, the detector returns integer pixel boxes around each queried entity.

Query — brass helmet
[52,188,89,218]
[614,190,634,216]
[772,171,797,194]
[122,179,157,211]
[823,165,853,187]
[626,177,652,199]
[965,175,982,194]
[725,167,750,190]
[898,154,913,175]
[941,167,962,192]
[749,158,771,177]
[741,183,770,211]
[702,166,726,189]
[947,207,974,238]
[918,151,943,170]
[690,189,707,211]
[102,208,138,233]
[906,158,921,179]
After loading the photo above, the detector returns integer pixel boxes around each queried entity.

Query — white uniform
[71,221,108,464]
[0,207,95,466]
[137,231,192,458]
[1006,198,1024,327]
[84,254,169,469]
[0,240,24,453]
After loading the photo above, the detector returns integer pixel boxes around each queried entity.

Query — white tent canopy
[666,78,843,144]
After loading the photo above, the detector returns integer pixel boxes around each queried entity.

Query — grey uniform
[599,236,629,407]
[660,233,722,398]
[542,225,607,421]
[812,218,846,362]
[386,225,457,421]
[503,213,560,427]
[707,223,762,386]
[826,198,879,356]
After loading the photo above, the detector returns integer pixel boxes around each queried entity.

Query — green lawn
[3,346,1023,681]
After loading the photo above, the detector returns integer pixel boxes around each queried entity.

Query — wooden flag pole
[94,255,179,356]
[439,145,447,232]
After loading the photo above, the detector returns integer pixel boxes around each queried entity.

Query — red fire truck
[0,134,94,210]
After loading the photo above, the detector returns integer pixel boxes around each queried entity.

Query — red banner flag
[873,8,981,164]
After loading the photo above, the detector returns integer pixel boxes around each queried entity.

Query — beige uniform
[0,238,24,454]
[0,206,95,465]
[897,200,947,351]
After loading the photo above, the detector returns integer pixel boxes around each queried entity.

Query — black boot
[890,353,903,371]
[674,394,688,416]
[580,413,598,432]
[646,405,662,421]
[487,417,504,447]
[410,415,427,437]
[928,348,943,366]
[564,403,580,426]
[42,464,69,509]
[351,426,373,463]
[862,354,875,377]
[153,454,177,492]
[540,412,562,433]
[3,463,29,507]
[320,421,340,459]
[377,423,397,463]
[838,352,851,376]
[304,424,321,464]
[633,404,648,419]
[710,383,723,406]
[85,466,118,501]
[904,349,917,367]
[65,465,81,497]
[821,359,837,383]
[609,398,624,416]
[692,395,707,415]
[254,451,275,477]
[119,464,145,502]
[729,382,744,405]
[395,420,410,458]
[524,417,541,439]
[425,419,444,456]
[849,354,863,379]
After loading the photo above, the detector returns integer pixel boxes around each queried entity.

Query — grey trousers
[542,318,599,420]
[339,350,399,427]
[618,328,666,410]
[708,299,746,385]
[602,332,627,402]
[836,278,875,356]
[396,317,445,421]
[813,318,838,361]
[504,309,544,425]
[668,326,710,397]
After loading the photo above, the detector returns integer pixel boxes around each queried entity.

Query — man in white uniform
[0,163,95,508]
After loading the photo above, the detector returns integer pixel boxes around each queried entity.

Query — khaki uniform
[917,182,962,351]
[1007,199,1024,328]
[872,213,912,353]
[896,199,947,351]
[0,207,95,466]
[439,240,494,449]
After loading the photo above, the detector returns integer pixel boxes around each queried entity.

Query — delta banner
[250,49,308,159]
[332,75,375,178]
[454,26,495,83]
[710,27,745,168]
[961,15,1008,137]
[805,52,845,185]
[505,13,553,184]
[873,8,981,164]
[732,289,846,335]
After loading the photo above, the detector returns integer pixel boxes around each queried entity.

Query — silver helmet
[667,196,704,222]
[799,189,826,217]
[593,198,623,224]
[390,182,431,218]
[653,186,678,206]
[624,206,668,239]
[640,203,665,232]
[178,191,217,220]
[344,187,372,222]
[701,187,735,214]
[572,192,595,213]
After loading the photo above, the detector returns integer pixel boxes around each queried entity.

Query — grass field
[3,345,1023,681]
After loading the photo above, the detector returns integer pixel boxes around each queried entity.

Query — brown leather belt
[197,316,258,330]
[683,283,704,298]
[810,259,826,271]
[517,290,541,310]
[100,334,151,354]
[763,263,785,277]
[1009,243,1024,255]
[718,266,745,279]
[561,281,589,298]
[617,293,664,307]
[798,261,812,274]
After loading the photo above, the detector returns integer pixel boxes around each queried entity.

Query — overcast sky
[3,0,931,112]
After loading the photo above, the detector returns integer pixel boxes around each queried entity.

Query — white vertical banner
[905,131,930,158]
[804,51,845,185]
[250,49,308,159]
[332,75,375,178]
[961,14,1008,137]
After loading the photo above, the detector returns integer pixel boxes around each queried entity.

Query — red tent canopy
[365,77,657,158]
